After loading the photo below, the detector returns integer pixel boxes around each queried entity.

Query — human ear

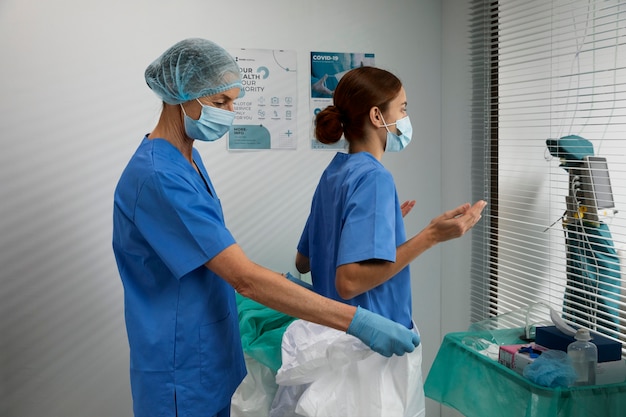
[369,107,384,128]
[181,99,202,120]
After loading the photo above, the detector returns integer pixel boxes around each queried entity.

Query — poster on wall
[227,48,297,150]
[310,51,375,150]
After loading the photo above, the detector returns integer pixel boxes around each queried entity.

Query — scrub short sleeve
[297,217,311,257]
[337,170,397,266]
[135,170,235,278]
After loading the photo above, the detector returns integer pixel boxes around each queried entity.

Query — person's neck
[147,104,194,163]
[349,132,384,161]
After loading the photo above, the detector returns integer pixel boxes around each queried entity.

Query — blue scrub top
[297,152,413,328]
[112,137,246,417]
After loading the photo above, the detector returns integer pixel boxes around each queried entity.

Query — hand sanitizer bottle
[567,329,598,386]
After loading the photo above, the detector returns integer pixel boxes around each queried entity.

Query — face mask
[181,99,235,142]
[380,114,413,152]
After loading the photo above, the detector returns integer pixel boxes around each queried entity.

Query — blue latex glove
[284,272,314,291]
[347,306,420,357]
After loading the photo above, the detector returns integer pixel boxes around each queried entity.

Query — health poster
[227,48,297,150]
[310,51,375,150]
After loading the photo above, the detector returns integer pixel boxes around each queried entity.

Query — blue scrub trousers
[175,403,230,417]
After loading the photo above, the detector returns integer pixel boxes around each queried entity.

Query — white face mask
[181,99,235,142]
[380,114,413,152]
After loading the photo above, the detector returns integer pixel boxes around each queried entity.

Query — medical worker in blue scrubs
[296,66,487,336]
[112,39,420,417]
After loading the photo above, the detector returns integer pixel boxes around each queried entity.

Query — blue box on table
[535,325,622,363]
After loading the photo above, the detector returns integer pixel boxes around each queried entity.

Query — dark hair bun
[315,105,344,144]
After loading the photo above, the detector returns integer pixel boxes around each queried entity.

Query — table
[424,329,626,417]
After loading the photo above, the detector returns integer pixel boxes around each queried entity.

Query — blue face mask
[181,99,235,142]
[380,114,413,152]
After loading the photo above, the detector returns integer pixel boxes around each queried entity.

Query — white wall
[440,1,475,416]
[441,0,475,336]
[0,1,474,416]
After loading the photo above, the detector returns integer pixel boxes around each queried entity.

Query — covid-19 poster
[227,48,297,150]
[310,51,375,150]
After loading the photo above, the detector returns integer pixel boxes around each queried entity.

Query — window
[470,0,626,351]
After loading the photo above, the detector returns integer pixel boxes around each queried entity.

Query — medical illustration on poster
[227,48,297,150]
[310,51,375,150]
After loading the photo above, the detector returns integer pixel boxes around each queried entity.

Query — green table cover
[424,329,626,417]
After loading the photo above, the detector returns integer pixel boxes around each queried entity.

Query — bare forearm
[207,244,355,331]
[295,251,310,274]
[336,200,486,298]
[244,265,356,331]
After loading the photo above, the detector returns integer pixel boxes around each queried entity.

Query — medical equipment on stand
[546,136,621,336]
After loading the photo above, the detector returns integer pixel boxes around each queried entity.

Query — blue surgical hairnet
[145,38,243,105]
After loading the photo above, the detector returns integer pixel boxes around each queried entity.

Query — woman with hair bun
[292,66,486,413]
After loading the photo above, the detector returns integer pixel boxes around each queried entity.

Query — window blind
[470,0,626,352]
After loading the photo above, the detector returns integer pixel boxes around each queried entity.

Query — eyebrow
[213,93,231,101]
[199,96,230,106]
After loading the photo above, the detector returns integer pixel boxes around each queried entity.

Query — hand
[346,306,420,357]
[284,272,314,291]
[400,200,416,218]
[428,200,486,244]
[312,74,333,96]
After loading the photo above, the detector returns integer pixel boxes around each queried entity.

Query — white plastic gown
[269,320,425,417]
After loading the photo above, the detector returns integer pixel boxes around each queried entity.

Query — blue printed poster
[310,51,375,150]
[227,48,297,150]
